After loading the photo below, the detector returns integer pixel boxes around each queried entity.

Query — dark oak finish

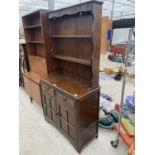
[41,73,100,152]
[53,54,91,66]
[52,35,92,38]
[48,1,102,87]
[22,9,54,104]
[40,1,103,152]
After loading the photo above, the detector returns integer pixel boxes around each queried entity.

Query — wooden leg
[30,97,33,103]
[96,133,98,138]
[76,148,81,154]
[74,145,81,153]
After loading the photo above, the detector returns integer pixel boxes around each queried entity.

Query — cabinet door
[55,92,76,140]
[41,89,58,125]
[23,76,32,97]
[31,81,41,104]
[23,76,41,104]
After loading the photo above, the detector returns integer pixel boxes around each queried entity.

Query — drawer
[56,92,66,103]
[55,91,75,109]
[41,84,55,97]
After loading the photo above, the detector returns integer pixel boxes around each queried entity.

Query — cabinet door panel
[42,93,58,124]
[47,107,52,119]
[59,118,67,133]
[68,125,76,139]
[40,83,77,141]
[68,111,76,126]
[23,76,32,97]
[41,84,55,97]
[55,91,75,109]
[57,103,76,140]
[58,105,67,120]
[52,110,58,124]
[31,81,41,104]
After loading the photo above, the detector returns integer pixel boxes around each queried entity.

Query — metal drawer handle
[55,113,60,117]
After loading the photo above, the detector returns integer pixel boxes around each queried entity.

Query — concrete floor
[19,53,134,155]
[99,53,134,104]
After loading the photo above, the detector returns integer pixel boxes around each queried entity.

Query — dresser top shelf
[41,72,94,98]
[53,54,91,66]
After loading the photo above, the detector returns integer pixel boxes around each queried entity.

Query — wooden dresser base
[40,72,100,152]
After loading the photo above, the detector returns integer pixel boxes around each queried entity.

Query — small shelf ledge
[24,24,41,29]
[53,54,91,66]
[27,41,44,44]
[51,35,92,38]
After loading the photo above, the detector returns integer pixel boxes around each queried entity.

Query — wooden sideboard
[40,1,103,152]
[41,72,100,152]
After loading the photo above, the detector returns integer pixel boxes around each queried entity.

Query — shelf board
[52,35,92,38]
[53,54,91,66]
[27,41,44,44]
[24,24,41,29]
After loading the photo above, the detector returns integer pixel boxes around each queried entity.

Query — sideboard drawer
[55,91,75,109]
[41,84,55,97]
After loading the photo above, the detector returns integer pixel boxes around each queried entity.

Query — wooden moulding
[48,1,102,19]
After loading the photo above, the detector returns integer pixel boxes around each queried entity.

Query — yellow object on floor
[101,66,124,75]
[122,118,135,136]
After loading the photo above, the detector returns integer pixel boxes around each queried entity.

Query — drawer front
[55,91,75,109]
[41,84,55,97]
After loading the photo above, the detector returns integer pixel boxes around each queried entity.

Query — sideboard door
[55,92,76,141]
[41,90,59,125]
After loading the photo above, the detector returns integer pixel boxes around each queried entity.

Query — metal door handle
[55,113,60,117]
